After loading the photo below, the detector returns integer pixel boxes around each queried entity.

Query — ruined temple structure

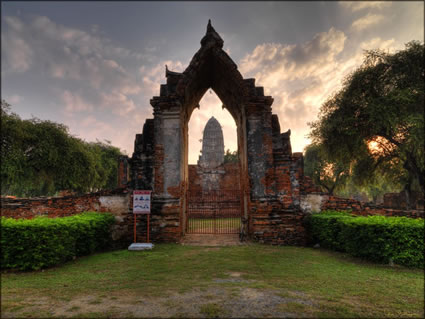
[127,20,313,244]
[188,116,236,192]
[198,116,224,169]
[2,20,422,246]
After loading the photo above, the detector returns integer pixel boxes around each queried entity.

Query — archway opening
[188,91,237,165]
[184,90,242,235]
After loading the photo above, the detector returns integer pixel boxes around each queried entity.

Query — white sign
[133,190,151,214]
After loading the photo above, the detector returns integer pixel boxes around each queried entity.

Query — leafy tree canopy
[1,100,124,197]
[304,143,350,195]
[309,41,424,197]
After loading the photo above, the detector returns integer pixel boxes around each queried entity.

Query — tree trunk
[406,152,425,195]
[404,186,411,210]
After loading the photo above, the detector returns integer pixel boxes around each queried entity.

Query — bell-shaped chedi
[197,116,225,169]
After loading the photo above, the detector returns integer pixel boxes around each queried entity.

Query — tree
[223,149,238,164]
[1,101,124,197]
[86,140,122,190]
[309,41,424,203]
[304,143,350,195]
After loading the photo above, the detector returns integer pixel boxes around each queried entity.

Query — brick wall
[0,189,141,247]
[383,192,424,210]
[320,195,424,218]
[248,153,308,246]
[250,200,307,246]
[188,162,240,192]
[299,192,424,218]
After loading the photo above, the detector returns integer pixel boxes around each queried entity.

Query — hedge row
[306,210,424,268]
[1,212,115,270]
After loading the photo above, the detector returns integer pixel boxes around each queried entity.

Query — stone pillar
[246,103,274,200]
[290,153,303,208]
[247,115,266,198]
[161,109,183,197]
[150,101,183,242]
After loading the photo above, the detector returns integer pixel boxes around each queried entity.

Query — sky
[2,1,423,164]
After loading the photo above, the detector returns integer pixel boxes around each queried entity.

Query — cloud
[360,37,397,51]
[2,14,143,96]
[140,60,185,96]
[62,90,94,114]
[351,14,385,31]
[240,28,346,86]
[69,115,113,143]
[6,94,24,105]
[2,14,150,154]
[100,91,136,116]
[238,29,404,153]
[1,17,33,73]
[340,1,392,12]
[238,27,363,152]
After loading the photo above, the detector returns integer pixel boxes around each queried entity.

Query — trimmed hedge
[306,210,424,268]
[1,212,115,270]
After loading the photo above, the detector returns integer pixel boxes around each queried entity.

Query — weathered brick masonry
[1,189,150,246]
[188,163,240,193]
[299,177,424,218]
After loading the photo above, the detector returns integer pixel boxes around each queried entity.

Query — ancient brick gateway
[3,21,422,246]
[129,21,308,244]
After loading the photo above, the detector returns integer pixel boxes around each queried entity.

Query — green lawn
[1,244,423,318]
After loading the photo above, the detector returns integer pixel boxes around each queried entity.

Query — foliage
[306,210,424,268]
[309,41,425,198]
[304,143,350,195]
[1,100,123,196]
[223,149,238,164]
[336,168,401,203]
[304,142,402,201]
[0,212,115,270]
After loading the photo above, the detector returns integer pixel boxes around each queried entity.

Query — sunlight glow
[367,136,395,157]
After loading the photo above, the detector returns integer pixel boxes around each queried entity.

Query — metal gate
[186,189,242,234]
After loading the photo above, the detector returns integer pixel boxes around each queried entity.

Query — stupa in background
[197,116,224,169]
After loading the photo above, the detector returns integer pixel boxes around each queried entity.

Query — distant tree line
[224,149,238,164]
[305,41,424,205]
[1,100,123,197]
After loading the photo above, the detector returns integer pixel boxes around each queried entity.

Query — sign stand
[128,190,154,251]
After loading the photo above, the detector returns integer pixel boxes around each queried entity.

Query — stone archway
[130,21,306,245]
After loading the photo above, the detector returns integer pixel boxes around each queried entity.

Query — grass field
[1,244,423,318]
[187,217,241,233]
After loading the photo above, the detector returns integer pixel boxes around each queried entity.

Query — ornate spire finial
[201,19,223,48]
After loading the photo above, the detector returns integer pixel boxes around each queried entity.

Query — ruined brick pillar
[149,99,184,242]
[117,155,129,188]
[246,101,275,199]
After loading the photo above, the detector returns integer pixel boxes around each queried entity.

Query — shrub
[306,210,424,268]
[1,212,115,271]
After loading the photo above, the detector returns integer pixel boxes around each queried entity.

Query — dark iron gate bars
[186,189,242,234]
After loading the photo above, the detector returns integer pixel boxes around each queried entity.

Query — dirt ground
[2,278,313,318]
